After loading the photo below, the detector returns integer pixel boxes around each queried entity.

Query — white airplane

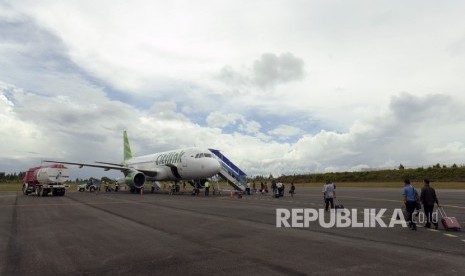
[44,130,221,193]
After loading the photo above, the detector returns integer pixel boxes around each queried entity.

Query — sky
[1,0,465,180]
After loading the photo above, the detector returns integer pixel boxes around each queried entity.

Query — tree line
[274,164,465,183]
[0,172,26,182]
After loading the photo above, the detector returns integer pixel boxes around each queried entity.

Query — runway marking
[428,229,439,232]
[462,240,465,243]
[443,234,458,238]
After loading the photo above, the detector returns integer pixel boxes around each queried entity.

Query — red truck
[22,164,70,196]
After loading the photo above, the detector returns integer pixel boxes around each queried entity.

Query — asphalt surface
[1,187,465,275]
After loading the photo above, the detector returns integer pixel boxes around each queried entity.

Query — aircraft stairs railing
[208,148,247,191]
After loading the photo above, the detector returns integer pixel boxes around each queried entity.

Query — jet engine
[125,170,145,189]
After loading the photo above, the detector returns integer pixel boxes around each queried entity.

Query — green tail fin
[123,130,133,161]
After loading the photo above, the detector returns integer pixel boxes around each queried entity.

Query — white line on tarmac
[443,234,458,238]
[462,240,465,243]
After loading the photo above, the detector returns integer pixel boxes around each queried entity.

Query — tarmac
[1,186,464,275]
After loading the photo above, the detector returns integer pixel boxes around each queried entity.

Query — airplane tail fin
[123,130,133,161]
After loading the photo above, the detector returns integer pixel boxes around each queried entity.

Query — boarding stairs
[209,148,247,192]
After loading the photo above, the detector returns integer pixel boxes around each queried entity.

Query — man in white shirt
[322,181,336,211]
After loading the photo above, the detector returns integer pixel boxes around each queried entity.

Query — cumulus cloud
[206,111,243,128]
[268,125,303,139]
[217,52,305,89]
[238,120,261,135]
[253,53,305,87]
[206,111,261,135]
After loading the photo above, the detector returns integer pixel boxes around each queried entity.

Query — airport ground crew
[169,182,175,195]
[204,181,210,196]
[195,182,200,195]
[402,179,418,230]
[114,182,119,192]
[103,181,109,192]
[420,179,440,229]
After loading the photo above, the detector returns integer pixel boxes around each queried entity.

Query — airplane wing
[42,160,159,177]
[95,161,126,167]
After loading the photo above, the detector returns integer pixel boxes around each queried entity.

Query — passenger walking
[322,181,336,211]
[271,180,277,195]
[204,180,210,196]
[289,183,296,197]
[276,182,284,197]
[403,179,419,230]
[420,179,440,229]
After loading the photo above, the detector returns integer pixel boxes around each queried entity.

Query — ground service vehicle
[77,179,101,192]
[22,164,69,196]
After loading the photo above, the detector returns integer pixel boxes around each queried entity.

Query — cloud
[238,120,261,135]
[268,125,303,139]
[206,111,243,128]
[218,52,305,89]
[253,53,305,87]
[206,111,262,135]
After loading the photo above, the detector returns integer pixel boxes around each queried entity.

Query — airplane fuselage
[127,148,221,181]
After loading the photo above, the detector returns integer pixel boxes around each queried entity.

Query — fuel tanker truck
[22,164,70,196]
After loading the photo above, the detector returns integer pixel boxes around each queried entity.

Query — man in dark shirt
[420,179,440,229]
